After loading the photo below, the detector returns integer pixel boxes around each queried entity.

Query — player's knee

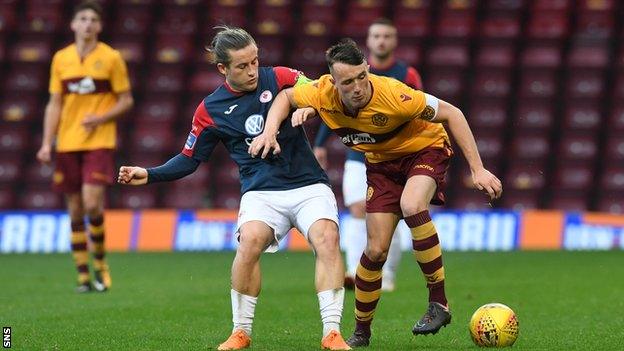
[400,198,428,218]
[366,244,389,263]
[349,202,366,218]
[237,233,268,258]
[310,225,340,254]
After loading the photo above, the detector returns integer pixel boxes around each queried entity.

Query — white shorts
[342,160,367,207]
[236,183,339,253]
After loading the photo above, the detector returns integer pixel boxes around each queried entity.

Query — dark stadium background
[1,0,623,212]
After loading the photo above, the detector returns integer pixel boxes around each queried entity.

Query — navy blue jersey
[314,60,422,163]
[183,66,329,193]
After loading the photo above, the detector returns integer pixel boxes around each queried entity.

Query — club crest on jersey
[245,114,265,136]
[372,113,388,127]
[259,90,273,103]
[184,133,197,149]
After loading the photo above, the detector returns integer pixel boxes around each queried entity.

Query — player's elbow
[435,101,464,123]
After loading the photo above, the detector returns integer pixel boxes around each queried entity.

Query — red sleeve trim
[273,66,302,90]
[406,67,423,90]
[182,102,215,156]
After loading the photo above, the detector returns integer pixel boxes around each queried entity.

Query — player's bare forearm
[434,101,483,172]
[264,88,296,135]
[97,91,134,123]
[41,94,62,148]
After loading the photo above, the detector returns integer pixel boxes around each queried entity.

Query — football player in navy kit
[118,27,350,351]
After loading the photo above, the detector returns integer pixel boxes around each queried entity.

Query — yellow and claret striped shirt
[293,73,450,163]
[49,42,130,152]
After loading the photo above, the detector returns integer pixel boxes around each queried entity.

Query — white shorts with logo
[236,183,339,253]
[342,160,368,207]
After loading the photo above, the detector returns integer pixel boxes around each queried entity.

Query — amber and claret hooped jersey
[49,42,131,152]
[293,73,450,163]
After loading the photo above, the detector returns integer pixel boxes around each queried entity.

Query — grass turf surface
[1,251,623,350]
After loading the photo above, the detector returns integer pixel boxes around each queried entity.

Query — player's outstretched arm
[118,153,200,186]
[433,100,503,200]
[248,88,297,158]
[118,166,148,185]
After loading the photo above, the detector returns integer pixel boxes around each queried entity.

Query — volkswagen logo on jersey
[259,90,273,103]
[245,114,265,136]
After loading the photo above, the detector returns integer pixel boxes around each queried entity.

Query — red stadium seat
[505,163,548,191]
[485,0,526,13]
[0,4,17,33]
[111,7,153,36]
[480,16,521,40]
[552,163,593,191]
[424,69,465,103]
[475,44,515,68]
[394,11,430,40]
[25,161,54,186]
[468,98,507,129]
[567,45,610,69]
[135,95,179,127]
[9,39,52,63]
[156,7,197,35]
[3,64,47,93]
[20,187,62,209]
[514,100,555,130]
[596,194,624,214]
[519,69,557,98]
[256,36,285,67]
[1,93,41,124]
[473,69,512,98]
[153,34,193,64]
[600,167,624,191]
[473,131,505,161]
[0,128,28,153]
[144,66,185,94]
[574,12,614,40]
[563,102,601,132]
[521,46,562,68]
[394,44,422,67]
[289,38,331,69]
[20,7,64,34]
[0,156,22,184]
[510,132,550,161]
[116,188,159,209]
[614,73,624,99]
[577,0,615,12]
[605,136,624,161]
[300,6,338,37]
[162,188,207,209]
[213,186,241,210]
[558,133,598,161]
[0,186,16,209]
[608,104,624,133]
[254,0,293,36]
[501,190,540,210]
[213,159,240,188]
[131,127,175,154]
[426,44,470,68]
[341,0,386,38]
[436,12,475,39]
[450,189,494,210]
[189,69,224,94]
[526,13,569,41]
[109,36,146,64]
[206,1,246,28]
[532,0,572,12]
[549,193,589,211]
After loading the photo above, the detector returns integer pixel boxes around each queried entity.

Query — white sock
[231,289,257,336]
[383,230,403,283]
[345,217,367,276]
[318,287,345,337]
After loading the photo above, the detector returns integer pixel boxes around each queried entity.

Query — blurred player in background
[36,0,133,293]
[250,39,502,347]
[313,18,423,292]
[117,26,350,350]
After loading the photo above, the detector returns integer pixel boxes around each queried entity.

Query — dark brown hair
[206,26,257,66]
[73,0,103,19]
[325,38,366,69]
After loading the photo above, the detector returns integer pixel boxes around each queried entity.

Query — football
[469,303,519,347]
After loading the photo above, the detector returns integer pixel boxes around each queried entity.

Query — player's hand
[36,144,52,164]
[472,168,502,200]
[118,166,148,185]
[291,107,317,127]
[248,132,282,159]
[82,114,102,133]
[313,146,328,169]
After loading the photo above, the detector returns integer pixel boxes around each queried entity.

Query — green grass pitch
[2,251,623,350]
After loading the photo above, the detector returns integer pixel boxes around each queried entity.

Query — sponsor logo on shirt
[259,90,273,103]
[67,77,96,94]
[224,104,238,115]
[320,107,341,114]
[400,93,412,102]
[245,114,265,136]
[414,164,435,172]
[341,133,376,145]
[185,133,197,149]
